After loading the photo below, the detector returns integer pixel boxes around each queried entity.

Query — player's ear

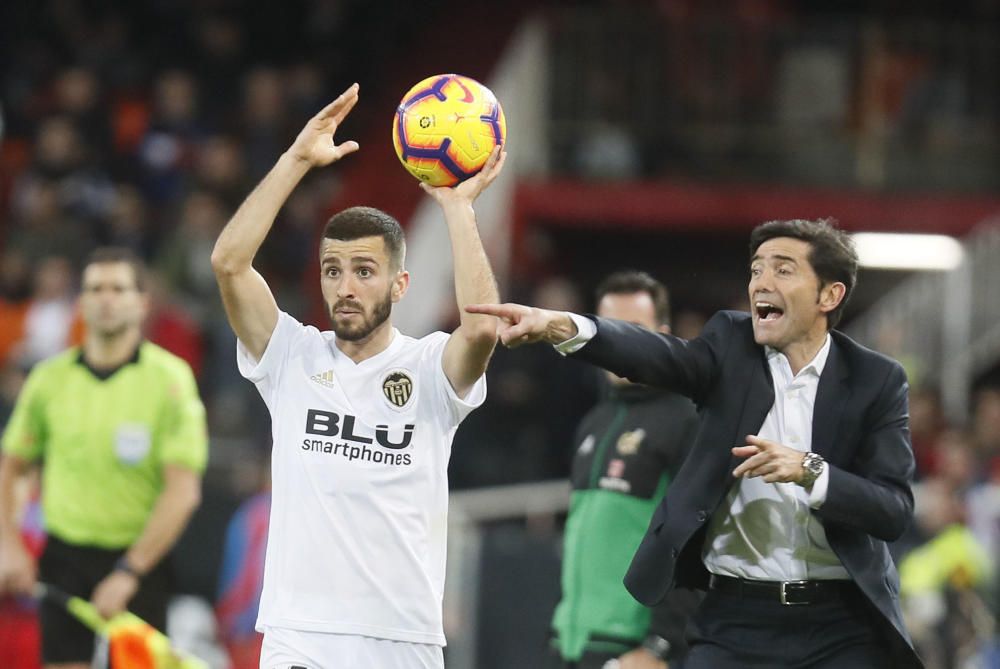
[391,270,410,303]
[818,281,846,315]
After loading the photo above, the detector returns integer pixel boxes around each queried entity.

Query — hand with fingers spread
[731,435,807,485]
[420,146,507,205]
[465,302,579,348]
[287,83,361,168]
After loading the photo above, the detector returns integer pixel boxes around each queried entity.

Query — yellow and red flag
[35,583,208,669]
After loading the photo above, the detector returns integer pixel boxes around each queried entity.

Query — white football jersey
[237,312,486,645]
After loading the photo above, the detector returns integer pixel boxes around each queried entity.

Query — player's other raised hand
[288,83,361,168]
[420,146,507,205]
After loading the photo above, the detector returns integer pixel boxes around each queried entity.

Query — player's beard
[329,288,393,342]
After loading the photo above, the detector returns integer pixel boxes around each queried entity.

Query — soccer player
[210,83,503,668]
[0,247,208,669]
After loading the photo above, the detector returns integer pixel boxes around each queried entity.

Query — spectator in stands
[137,70,204,204]
[9,176,94,268]
[13,256,83,369]
[157,189,240,402]
[241,67,291,181]
[104,184,157,260]
[144,271,205,379]
[195,134,250,209]
[51,68,112,166]
[908,386,948,479]
[971,386,1000,463]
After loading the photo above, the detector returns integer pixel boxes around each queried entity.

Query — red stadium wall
[511,179,1000,274]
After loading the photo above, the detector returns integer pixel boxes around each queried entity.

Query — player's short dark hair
[84,247,148,292]
[322,206,406,271]
[595,270,671,326]
[749,218,858,329]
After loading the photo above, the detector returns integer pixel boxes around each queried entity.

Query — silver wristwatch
[799,452,825,488]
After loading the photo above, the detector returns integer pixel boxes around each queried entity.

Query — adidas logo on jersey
[310,370,336,388]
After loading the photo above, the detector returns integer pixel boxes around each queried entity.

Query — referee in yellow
[0,247,208,669]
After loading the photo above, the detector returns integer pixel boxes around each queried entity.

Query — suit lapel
[729,349,775,471]
[812,338,851,461]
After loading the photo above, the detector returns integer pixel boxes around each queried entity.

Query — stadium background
[2,0,1000,667]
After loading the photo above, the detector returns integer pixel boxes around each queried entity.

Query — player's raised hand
[288,83,361,168]
[420,146,506,204]
[466,302,578,348]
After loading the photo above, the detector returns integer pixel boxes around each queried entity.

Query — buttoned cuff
[553,313,596,356]
[808,464,830,508]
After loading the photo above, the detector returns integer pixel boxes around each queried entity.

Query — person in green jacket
[552,271,701,669]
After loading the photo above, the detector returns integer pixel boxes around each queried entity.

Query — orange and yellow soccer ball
[393,74,506,187]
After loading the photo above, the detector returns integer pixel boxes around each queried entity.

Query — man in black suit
[469,219,921,668]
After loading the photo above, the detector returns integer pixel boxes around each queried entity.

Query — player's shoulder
[281,312,332,347]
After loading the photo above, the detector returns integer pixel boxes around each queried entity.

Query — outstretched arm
[467,306,730,401]
[464,301,580,348]
[211,84,360,360]
[423,148,507,398]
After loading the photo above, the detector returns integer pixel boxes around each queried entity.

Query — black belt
[708,573,855,606]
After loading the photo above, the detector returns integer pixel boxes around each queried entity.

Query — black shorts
[37,535,172,664]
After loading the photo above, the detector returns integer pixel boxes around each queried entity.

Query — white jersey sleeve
[236,311,308,408]
[419,331,487,429]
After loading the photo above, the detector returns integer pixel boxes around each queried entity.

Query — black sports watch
[641,634,672,660]
[799,452,825,488]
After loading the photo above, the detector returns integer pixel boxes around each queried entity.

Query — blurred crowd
[2,1,1000,668]
[892,383,1000,666]
[550,0,1000,191]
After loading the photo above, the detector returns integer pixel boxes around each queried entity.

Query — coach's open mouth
[755,301,784,322]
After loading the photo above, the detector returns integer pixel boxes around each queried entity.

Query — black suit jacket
[572,310,922,668]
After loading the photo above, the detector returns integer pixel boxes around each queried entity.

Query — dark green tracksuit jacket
[552,384,700,662]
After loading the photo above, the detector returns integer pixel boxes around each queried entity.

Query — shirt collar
[766,333,832,378]
[75,343,143,381]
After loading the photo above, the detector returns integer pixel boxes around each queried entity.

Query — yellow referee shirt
[1,342,208,549]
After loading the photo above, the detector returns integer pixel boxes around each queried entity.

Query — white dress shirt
[557,313,848,581]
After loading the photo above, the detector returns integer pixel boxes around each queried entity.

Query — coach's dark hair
[84,247,148,292]
[595,270,671,327]
[749,218,857,329]
[322,206,406,271]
